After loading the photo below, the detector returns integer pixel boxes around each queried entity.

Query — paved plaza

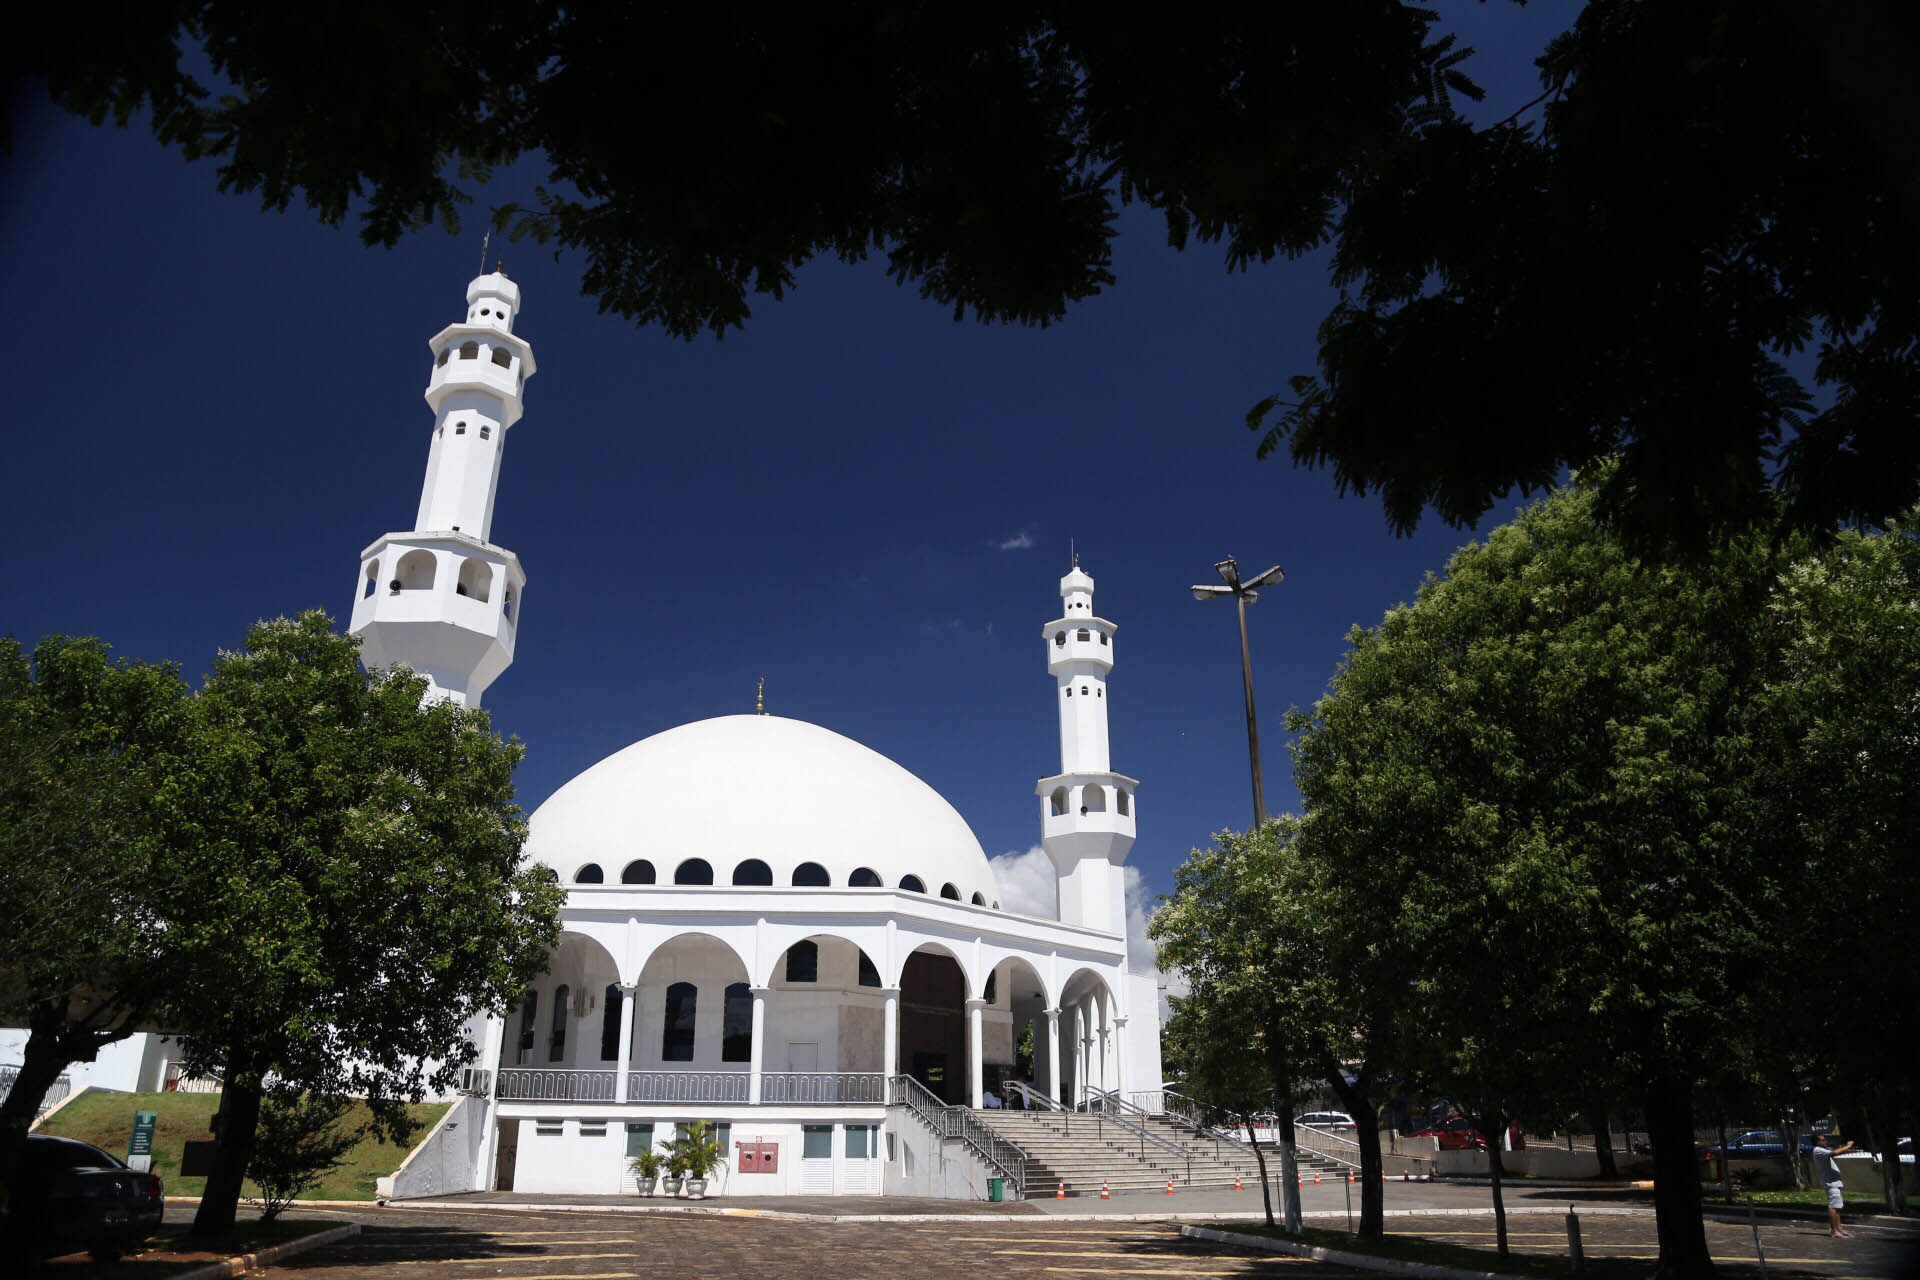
[234,1185,1917,1280]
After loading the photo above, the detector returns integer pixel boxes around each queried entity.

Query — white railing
[625,1069,749,1103]
[0,1067,71,1116]
[497,1067,619,1102]
[759,1071,886,1104]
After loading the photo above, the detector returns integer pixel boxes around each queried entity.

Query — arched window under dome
[674,858,713,885]
[849,867,882,887]
[792,862,830,887]
[732,859,773,886]
[900,875,926,893]
[622,859,655,884]
[939,883,960,900]
[574,863,604,884]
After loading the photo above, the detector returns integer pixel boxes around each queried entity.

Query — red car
[1409,1116,1525,1150]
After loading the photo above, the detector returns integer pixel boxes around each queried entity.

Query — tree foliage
[15,4,1915,543]
[246,1087,364,1221]
[0,636,205,1186]
[174,611,563,1233]
[1286,478,1825,1277]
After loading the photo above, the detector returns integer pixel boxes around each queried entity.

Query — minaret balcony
[1044,623,1115,674]
[1036,772,1138,842]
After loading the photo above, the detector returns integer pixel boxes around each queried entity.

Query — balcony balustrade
[494,1067,887,1105]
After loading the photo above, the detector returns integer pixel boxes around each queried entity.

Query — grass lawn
[35,1091,447,1201]
[1226,1223,1650,1280]
[1726,1186,1912,1214]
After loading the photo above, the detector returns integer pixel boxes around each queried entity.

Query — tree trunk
[1274,1103,1303,1234]
[1586,1102,1619,1178]
[1873,1094,1909,1216]
[1244,1114,1275,1227]
[0,1010,78,1188]
[1717,1117,1733,1204]
[1644,1075,1716,1280]
[192,1063,264,1237]
[1328,1068,1384,1237]
[1478,1111,1510,1257]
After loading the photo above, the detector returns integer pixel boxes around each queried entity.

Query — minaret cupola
[347,269,537,707]
[1036,558,1138,935]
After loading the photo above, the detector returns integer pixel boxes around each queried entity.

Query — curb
[170,1222,360,1280]
[1184,1224,1504,1280]
[380,1199,1645,1225]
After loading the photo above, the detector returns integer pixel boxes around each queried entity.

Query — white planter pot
[634,1175,658,1196]
[684,1177,709,1200]
[662,1176,683,1197]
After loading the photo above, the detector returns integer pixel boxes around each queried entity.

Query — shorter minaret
[348,270,536,706]
[1036,558,1138,934]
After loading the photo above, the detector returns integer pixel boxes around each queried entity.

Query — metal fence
[0,1066,71,1118]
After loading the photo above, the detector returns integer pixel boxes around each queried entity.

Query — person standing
[1811,1132,1857,1237]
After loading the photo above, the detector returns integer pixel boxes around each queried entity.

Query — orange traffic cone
[1314,1170,1322,1186]
[1100,1179,1110,1200]
[1165,1176,1175,1196]
[1233,1173,1243,1191]
[1056,1180,1066,1200]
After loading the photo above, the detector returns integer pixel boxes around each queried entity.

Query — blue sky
[1,4,1572,916]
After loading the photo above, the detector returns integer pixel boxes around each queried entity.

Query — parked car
[1298,1111,1356,1132]
[1,1134,164,1264]
[1409,1115,1526,1151]
[1703,1129,1815,1160]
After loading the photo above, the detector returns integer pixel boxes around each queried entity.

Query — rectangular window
[579,1121,607,1137]
[535,1122,562,1137]
[844,1125,872,1158]
[722,983,752,1062]
[802,1125,832,1159]
[625,1122,654,1157]
[662,982,696,1061]
[786,941,818,983]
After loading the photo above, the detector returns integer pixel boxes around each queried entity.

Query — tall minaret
[1036,558,1138,934]
[348,270,537,706]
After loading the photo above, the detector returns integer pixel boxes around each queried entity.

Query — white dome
[526,715,997,902]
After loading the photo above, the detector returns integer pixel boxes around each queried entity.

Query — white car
[1298,1111,1356,1131]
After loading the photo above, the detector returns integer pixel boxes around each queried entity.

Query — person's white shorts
[1827,1184,1845,1209]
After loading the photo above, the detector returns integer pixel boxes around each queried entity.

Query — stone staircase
[973,1108,1345,1199]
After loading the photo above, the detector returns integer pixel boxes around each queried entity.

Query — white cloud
[988,844,1056,919]
[990,845,1186,1023]
[997,529,1036,551]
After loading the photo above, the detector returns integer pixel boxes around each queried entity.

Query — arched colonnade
[497,924,1128,1110]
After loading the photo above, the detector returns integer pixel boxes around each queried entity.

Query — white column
[748,986,769,1104]
[1096,996,1111,1096]
[1044,1008,1063,1104]
[882,988,900,1098]
[614,984,636,1103]
[1113,1014,1129,1101]
[966,998,986,1109]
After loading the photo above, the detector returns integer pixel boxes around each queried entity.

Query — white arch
[752,924,887,990]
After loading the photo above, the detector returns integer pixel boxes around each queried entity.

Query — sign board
[126,1110,157,1174]
[181,1138,220,1177]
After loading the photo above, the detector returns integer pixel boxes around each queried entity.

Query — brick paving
[256,1207,1372,1278]
[234,1193,1919,1280]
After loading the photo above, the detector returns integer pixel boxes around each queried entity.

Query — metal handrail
[1094,1087,1250,1170]
[1002,1081,1063,1111]
[890,1074,1027,1196]
[1080,1089,1196,1181]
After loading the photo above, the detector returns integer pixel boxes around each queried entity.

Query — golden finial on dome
[756,676,765,715]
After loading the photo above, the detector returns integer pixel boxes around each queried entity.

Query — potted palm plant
[667,1121,728,1200]
[628,1147,663,1196]
[660,1148,686,1199]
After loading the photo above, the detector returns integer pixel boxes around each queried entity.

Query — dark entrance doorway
[898,949,967,1104]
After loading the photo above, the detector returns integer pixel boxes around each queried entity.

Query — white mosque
[347,272,1166,1198]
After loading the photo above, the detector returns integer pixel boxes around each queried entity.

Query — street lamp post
[1191,555,1284,825]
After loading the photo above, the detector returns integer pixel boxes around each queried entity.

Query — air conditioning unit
[457,1067,492,1096]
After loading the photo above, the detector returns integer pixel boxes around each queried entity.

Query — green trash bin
[987,1176,1005,1202]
